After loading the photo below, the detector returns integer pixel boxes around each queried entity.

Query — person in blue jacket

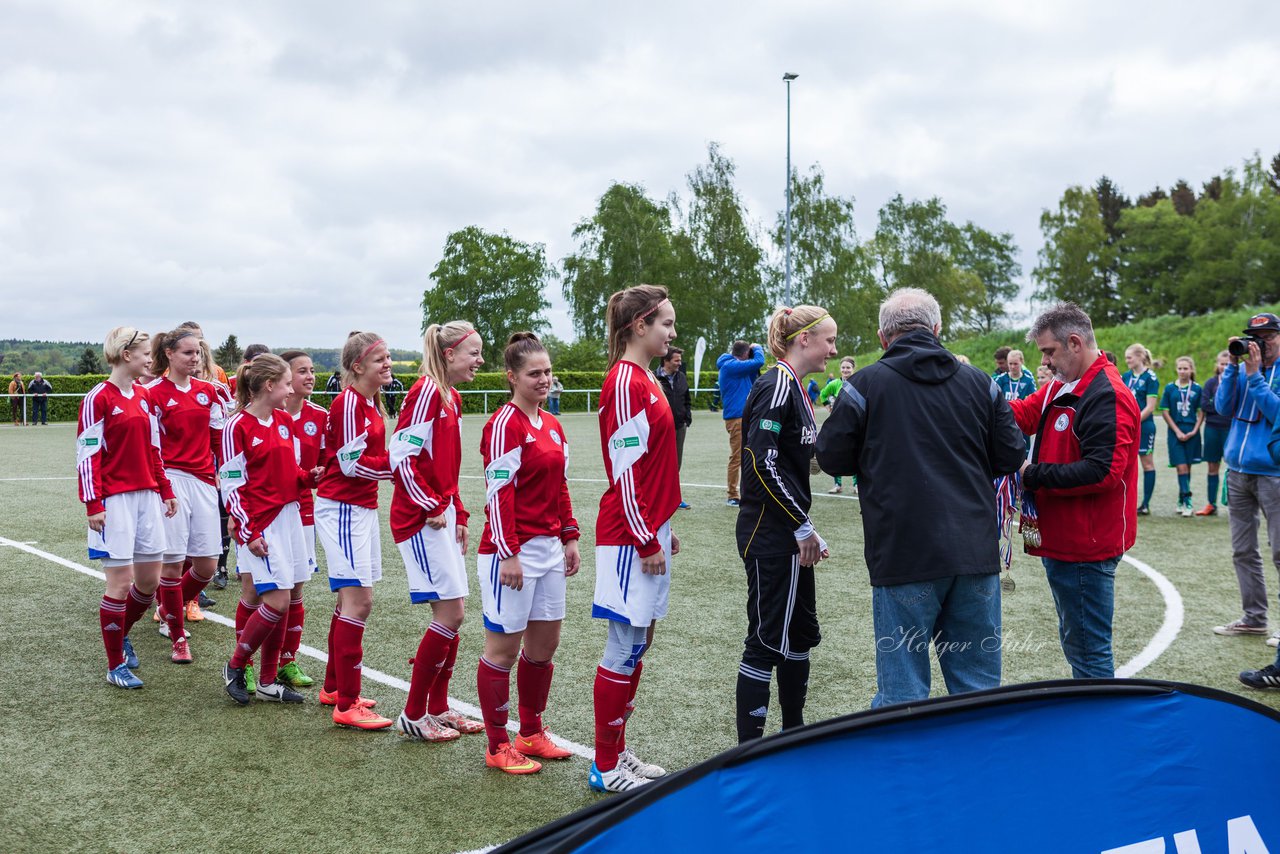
[1215,313,1280,642]
[718,340,765,506]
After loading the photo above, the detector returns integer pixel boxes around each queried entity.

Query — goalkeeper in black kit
[735,305,838,742]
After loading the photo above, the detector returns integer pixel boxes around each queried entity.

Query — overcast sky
[3,0,1278,352]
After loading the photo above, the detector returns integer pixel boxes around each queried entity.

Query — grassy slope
[1,414,1276,853]
[846,302,1280,379]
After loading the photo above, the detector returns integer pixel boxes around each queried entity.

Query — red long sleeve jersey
[389,377,470,543]
[478,403,579,559]
[220,409,307,545]
[595,360,681,557]
[317,388,392,509]
[144,376,225,484]
[290,400,328,526]
[77,381,175,516]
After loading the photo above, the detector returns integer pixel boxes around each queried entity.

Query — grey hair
[878,288,942,338]
[1027,302,1096,347]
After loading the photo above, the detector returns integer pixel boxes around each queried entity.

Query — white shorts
[397,503,468,603]
[234,503,308,594]
[315,497,383,591]
[593,522,672,627]
[88,489,167,564]
[479,536,567,634]
[161,470,222,562]
[303,524,317,576]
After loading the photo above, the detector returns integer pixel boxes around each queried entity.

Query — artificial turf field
[2,409,1279,853]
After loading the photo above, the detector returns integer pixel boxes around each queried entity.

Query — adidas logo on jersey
[525,433,535,443]
[252,437,264,447]
[749,706,768,718]
[166,399,179,407]
[649,393,658,404]
[111,406,124,415]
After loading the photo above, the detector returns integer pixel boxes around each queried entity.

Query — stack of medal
[995,475,1018,592]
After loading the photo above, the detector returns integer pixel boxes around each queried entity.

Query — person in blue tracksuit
[717,340,765,506]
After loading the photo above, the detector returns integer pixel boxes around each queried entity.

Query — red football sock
[476,657,512,753]
[405,622,456,720]
[333,614,366,712]
[517,651,554,737]
[323,607,341,693]
[279,598,305,665]
[100,595,127,669]
[593,665,632,771]
[158,576,184,643]
[619,659,643,753]
[258,611,288,684]
[427,633,461,716]
[234,599,258,666]
[122,584,154,634]
[230,603,283,670]
[180,564,214,604]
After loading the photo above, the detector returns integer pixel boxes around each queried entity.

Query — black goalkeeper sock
[776,656,811,731]
[736,663,772,743]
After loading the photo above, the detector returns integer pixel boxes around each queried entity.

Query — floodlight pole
[783,72,798,306]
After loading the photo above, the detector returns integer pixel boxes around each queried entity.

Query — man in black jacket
[27,372,52,425]
[657,347,693,508]
[817,288,1025,707]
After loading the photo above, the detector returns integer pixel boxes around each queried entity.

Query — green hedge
[7,370,727,423]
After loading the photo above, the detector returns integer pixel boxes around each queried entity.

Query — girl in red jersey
[474,333,581,775]
[315,331,396,730]
[145,327,227,664]
[389,321,486,743]
[219,355,323,705]
[589,285,681,793]
[78,327,178,689]
[274,349,328,689]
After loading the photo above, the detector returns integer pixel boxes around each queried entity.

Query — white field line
[0,534,592,760]
[1116,553,1184,678]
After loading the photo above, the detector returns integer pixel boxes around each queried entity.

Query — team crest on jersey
[550,430,562,445]
[196,392,210,406]
[277,424,290,440]
[304,421,318,436]
[1054,413,1070,432]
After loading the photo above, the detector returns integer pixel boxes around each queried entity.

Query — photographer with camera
[1213,313,1280,642]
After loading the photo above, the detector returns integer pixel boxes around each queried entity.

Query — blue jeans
[1042,556,1118,679]
[871,573,1002,708]
[548,397,560,415]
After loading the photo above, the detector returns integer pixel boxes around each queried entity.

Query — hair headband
[786,314,831,341]
[357,339,386,364]
[636,298,671,326]
[445,329,476,352]
[125,330,139,350]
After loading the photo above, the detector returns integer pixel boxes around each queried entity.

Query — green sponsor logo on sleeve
[80,437,99,447]
[399,433,424,447]
[340,451,361,462]
[224,470,243,479]
[611,436,642,449]
[760,419,781,434]
[490,469,510,480]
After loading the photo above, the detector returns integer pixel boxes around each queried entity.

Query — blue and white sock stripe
[738,662,772,682]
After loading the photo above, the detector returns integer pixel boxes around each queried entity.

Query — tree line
[1034,151,1280,325]
[421,142,1023,364]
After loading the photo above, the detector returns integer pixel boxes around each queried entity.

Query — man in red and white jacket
[1009,303,1140,680]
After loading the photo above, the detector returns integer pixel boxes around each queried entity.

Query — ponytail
[234,353,289,412]
[605,284,669,367]
[151,327,201,376]
[766,304,830,360]
[421,320,477,393]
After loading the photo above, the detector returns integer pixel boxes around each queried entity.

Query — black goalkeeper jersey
[736,360,818,559]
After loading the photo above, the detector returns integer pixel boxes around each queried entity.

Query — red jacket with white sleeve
[290,399,328,526]
[478,403,579,558]
[317,388,392,509]
[389,377,470,543]
[145,376,225,484]
[595,360,681,557]
[76,381,175,516]
[1008,354,1140,562]
[219,409,313,545]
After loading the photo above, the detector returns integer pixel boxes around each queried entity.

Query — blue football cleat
[122,635,139,669]
[107,663,144,689]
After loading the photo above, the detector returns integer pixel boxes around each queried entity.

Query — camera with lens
[1229,335,1265,358]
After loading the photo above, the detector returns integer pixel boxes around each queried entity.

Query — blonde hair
[1175,356,1196,381]
[234,353,290,411]
[1215,349,1230,377]
[421,320,477,393]
[1125,343,1152,369]
[956,354,971,365]
[197,339,219,381]
[341,331,387,415]
[104,326,149,367]
[1007,349,1025,364]
[766,305,830,360]
[606,285,669,367]
[151,326,202,376]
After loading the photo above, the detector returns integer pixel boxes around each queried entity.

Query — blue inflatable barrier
[499,680,1280,853]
